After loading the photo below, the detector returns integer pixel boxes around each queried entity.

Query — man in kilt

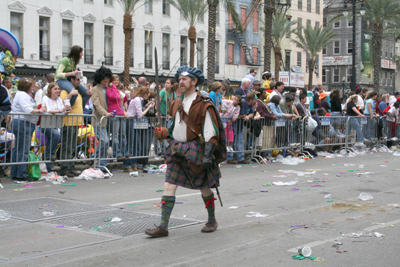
[145,66,227,237]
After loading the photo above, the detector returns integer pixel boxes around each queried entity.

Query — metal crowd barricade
[0,112,97,175]
[97,115,169,174]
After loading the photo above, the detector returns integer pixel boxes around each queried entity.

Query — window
[39,17,50,60]
[215,41,220,73]
[228,43,234,64]
[391,46,393,58]
[386,45,388,58]
[334,21,340,28]
[323,46,327,55]
[145,2,152,13]
[199,13,204,23]
[162,0,170,16]
[334,41,340,54]
[297,52,302,67]
[322,69,326,83]
[315,21,320,28]
[297,18,302,35]
[62,20,72,57]
[10,12,23,58]
[307,19,311,26]
[323,17,327,27]
[298,0,302,11]
[347,67,352,83]
[104,26,113,65]
[307,0,311,12]
[228,12,234,28]
[84,23,93,64]
[333,68,339,83]
[240,47,246,65]
[241,7,246,28]
[197,38,204,71]
[162,33,170,69]
[144,31,152,68]
[306,53,310,73]
[348,19,353,27]
[253,11,259,32]
[286,18,291,38]
[315,55,319,72]
[216,5,220,25]
[104,0,112,5]
[180,36,187,66]
[347,40,353,54]
[316,0,320,14]
[253,47,258,64]
[285,51,290,71]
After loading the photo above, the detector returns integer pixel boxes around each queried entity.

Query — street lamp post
[343,0,365,91]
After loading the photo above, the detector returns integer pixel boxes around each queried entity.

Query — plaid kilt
[165,139,221,189]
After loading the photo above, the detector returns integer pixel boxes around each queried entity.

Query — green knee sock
[160,196,175,230]
[202,193,217,222]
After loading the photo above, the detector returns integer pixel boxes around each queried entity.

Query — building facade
[2,0,229,83]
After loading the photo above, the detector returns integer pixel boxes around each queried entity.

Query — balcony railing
[145,59,152,69]
[104,50,113,65]
[84,49,93,64]
[39,45,50,60]
[162,61,170,70]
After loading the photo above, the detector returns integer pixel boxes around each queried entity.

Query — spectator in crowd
[296,94,310,118]
[55,45,89,110]
[318,92,331,112]
[139,91,157,169]
[92,66,113,172]
[383,101,400,138]
[59,74,87,177]
[235,78,251,98]
[331,122,346,148]
[268,95,294,119]
[244,69,257,89]
[255,88,277,151]
[227,93,255,164]
[330,89,342,117]
[364,91,379,140]
[318,125,334,152]
[313,84,323,108]
[208,82,222,111]
[345,95,365,142]
[253,80,262,92]
[0,78,12,115]
[279,94,298,119]
[267,81,284,102]
[123,86,155,172]
[261,72,273,90]
[310,109,321,138]
[221,79,234,100]
[379,93,389,114]
[107,74,128,162]
[40,82,67,172]
[355,87,365,113]
[221,95,242,152]
[42,73,55,95]
[11,78,47,181]
[173,82,181,98]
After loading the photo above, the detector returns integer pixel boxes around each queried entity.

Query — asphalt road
[0,152,399,266]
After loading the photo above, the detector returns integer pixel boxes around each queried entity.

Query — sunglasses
[103,77,110,80]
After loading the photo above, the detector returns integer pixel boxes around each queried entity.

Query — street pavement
[0,152,399,266]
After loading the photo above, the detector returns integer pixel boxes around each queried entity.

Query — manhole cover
[42,209,202,237]
[0,197,113,222]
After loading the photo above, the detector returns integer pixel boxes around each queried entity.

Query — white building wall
[2,0,227,80]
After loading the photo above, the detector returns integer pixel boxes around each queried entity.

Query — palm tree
[206,0,241,85]
[168,0,208,68]
[264,0,275,73]
[293,24,336,91]
[271,12,296,82]
[117,0,157,88]
[365,0,400,92]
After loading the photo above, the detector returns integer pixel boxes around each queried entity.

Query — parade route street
[0,153,399,266]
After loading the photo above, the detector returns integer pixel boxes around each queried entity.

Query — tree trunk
[373,23,383,92]
[308,59,315,91]
[207,0,218,86]
[123,13,132,89]
[274,46,281,82]
[264,0,274,72]
[188,26,197,68]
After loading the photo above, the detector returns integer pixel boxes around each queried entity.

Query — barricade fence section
[0,112,97,174]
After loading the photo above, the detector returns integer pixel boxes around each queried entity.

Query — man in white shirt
[267,81,285,102]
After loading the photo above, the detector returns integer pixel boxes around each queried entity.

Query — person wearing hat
[253,80,262,92]
[261,72,273,89]
[318,92,331,112]
[145,66,227,238]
